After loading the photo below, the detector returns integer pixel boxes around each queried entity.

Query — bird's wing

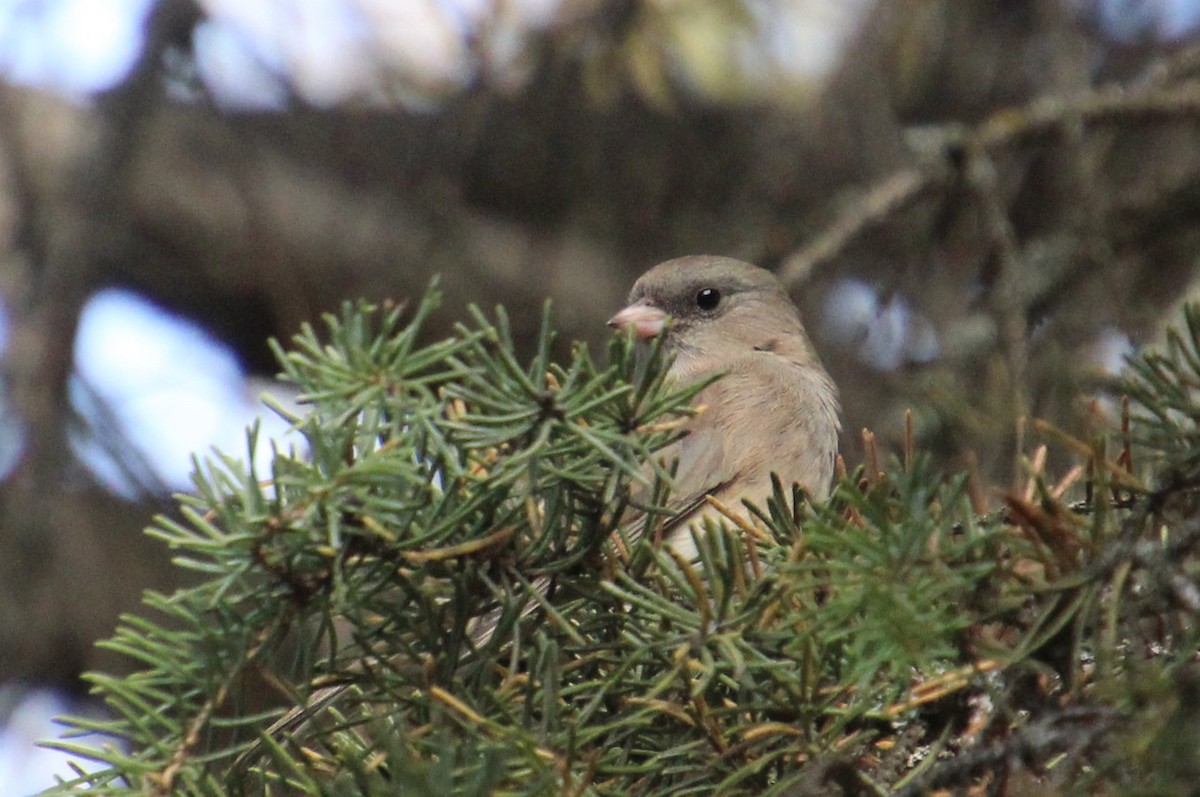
[646,352,840,544]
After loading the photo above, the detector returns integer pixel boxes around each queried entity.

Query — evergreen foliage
[43,293,1200,795]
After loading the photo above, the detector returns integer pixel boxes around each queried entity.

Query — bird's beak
[608,302,668,339]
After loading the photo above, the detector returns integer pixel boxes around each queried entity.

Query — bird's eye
[696,288,721,311]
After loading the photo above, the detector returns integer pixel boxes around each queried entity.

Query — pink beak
[608,302,668,339]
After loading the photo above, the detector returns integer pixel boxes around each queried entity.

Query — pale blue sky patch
[0,0,155,98]
[71,288,303,497]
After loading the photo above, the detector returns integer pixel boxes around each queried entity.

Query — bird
[607,255,841,559]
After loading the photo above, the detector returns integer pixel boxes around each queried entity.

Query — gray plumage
[609,255,840,557]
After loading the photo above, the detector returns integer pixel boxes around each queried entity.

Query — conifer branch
[40,289,1200,795]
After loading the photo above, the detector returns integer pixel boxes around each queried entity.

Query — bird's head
[608,255,812,367]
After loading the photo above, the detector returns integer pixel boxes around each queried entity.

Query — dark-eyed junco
[609,255,841,558]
